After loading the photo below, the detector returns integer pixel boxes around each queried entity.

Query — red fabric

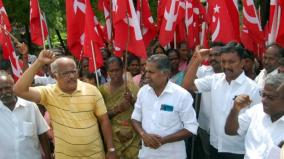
[0,0,22,80]
[29,0,48,46]
[99,0,112,42]
[112,0,147,58]
[276,0,284,47]
[175,0,186,43]
[241,0,264,58]
[185,0,206,49]
[224,0,240,42]
[66,0,85,60]
[157,0,167,29]
[136,0,157,47]
[207,0,239,43]
[158,0,180,46]
[83,0,104,72]
[266,0,279,43]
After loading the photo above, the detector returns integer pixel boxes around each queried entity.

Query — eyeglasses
[57,69,78,77]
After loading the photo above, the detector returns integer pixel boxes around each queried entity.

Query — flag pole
[124,12,131,91]
[43,12,52,49]
[109,0,114,49]
[174,31,177,49]
[90,40,100,87]
[37,0,46,50]
[0,25,21,46]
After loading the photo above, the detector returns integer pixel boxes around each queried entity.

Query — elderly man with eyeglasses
[13,50,117,159]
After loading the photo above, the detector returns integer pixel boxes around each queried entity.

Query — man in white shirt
[183,42,261,159]
[255,43,283,87]
[225,73,284,159]
[196,42,224,159]
[0,70,51,159]
[131,54,198,159]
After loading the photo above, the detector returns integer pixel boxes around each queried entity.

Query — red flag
[136,0,157,47]
[159,0,180,46]
[30,0,48,46]
[157,0,167,29]
[225,0,240,42]
[175,0,186,43]
[185,0,206,49]
[66,0,86,60]
[0,0,22,80]
[241,0,264,57]
[267,0,279,43]
[276,0,284,47]
[83,0,104,72]
[242,0,264,42]
[207,0,239,43]
[98,0,113,42]
[112,0,147,58]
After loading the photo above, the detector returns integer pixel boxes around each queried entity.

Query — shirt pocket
[22,121,35,137]
[156,110,179,129]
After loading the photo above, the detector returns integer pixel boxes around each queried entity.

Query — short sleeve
[131,89,142,122]
[34,86,48,106]
[93,87,107,117]
[194,75,214,93]
[33,103,49,135]
[179,92,198,135]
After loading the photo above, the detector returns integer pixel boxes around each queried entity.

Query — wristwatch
[108,147,116,152]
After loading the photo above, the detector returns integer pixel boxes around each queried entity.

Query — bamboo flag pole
[37,0,46,50]
[90,40,100,87]
[43,12,52,49]
[124,12,131,91]
[0,24,21,46]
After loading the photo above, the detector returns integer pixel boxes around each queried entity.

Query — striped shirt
[36,80,107,159]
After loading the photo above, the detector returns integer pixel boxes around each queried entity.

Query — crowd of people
[0,40,284,159]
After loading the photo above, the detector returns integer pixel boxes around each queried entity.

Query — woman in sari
[99,56,140,159]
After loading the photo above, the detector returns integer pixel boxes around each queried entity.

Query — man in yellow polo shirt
[14,50,117,159]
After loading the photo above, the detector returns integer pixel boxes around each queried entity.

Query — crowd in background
[0,40,284,159]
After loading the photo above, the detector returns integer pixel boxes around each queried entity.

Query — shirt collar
[54,79,82,96]
[146,80,174,95]
[221,71,246,85]
[0,97,27,111]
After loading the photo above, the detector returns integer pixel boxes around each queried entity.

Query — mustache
[223,69,233,73]
[0,93,15,102]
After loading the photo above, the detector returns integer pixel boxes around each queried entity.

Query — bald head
[0,70,14,84]
[50,56,76,74]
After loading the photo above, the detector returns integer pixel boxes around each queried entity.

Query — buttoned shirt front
[238,103,284,159]
[195,72,261,154]
[131,81,198,159]
[0,98,49,159]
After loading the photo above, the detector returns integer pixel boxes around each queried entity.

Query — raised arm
[225,95,251,135]
[182,48,210,92]
[13,50,55,103]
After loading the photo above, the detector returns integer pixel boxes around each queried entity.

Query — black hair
[220,41,245,59]
[127,53,140,66]
[165,48,180,58]
[153,45,166,54]
[106,56,123,70]
[209,41,225,48]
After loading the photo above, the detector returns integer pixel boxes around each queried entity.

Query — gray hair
[50,56,76,74]
[147,54,171,73]
[265,73,284,89]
